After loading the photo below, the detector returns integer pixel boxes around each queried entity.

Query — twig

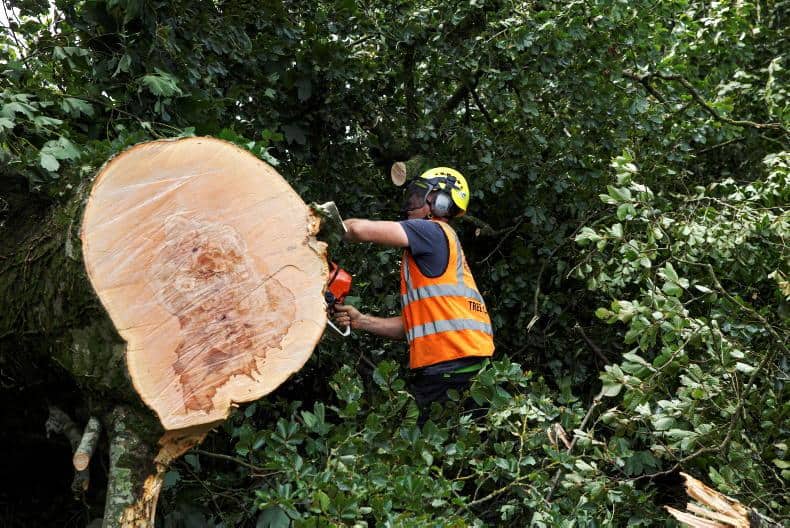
[358,351,377,370]
[526,261,547,332]
[696,137,743,154]
[622,71,668,107]
[546,392,603,500]
[1,2,29,68]
[469,84,497,128]
[478,217,526,263]
[193,448,269,474]
[574,324,609,365]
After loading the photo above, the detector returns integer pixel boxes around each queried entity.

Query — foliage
[1,0,787,526]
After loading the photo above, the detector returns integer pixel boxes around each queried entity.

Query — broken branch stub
[81,137,328,430]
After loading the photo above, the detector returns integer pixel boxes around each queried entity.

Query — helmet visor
[401,180,434,217]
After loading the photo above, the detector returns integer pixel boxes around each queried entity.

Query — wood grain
[81,137,327,430]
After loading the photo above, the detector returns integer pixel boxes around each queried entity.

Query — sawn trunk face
[81,137,328,430]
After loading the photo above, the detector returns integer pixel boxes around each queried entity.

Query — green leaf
[256,506,290,528]
[140,68,183,97]
[282,124,306,145]
[114,53,132,76]
[40,136,81,162]
[33,115,64,128]
[607,185,632,203]
[601,380,622,397]
[662,263,679,282]
[296,78,312,101]
[575,227,602,245]
[39,152,60,172]
[662,282,683,297]
[595,307,613,319]
[61,97,94,117]
[314,490,331,512]
[0,117,13,130]
[735,362,755,374]
[652,416,675,431]
[1,101,35,119]
[162,470,180,490]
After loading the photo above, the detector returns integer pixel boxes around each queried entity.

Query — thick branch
[73,416,101,471]
[103,406,159,528]
[45,406,91,493]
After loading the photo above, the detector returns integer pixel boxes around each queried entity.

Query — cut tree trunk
[78,137,329,526]
[1,137,329,527]
[81,137,327,430]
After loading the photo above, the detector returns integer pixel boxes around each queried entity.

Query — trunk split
[665,472,781,528]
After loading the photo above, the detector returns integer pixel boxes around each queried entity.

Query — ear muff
[430,191,454,218]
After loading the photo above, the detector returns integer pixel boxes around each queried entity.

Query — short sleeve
[399,219,450,278]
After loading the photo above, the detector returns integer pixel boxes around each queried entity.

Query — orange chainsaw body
[326,261,352,305]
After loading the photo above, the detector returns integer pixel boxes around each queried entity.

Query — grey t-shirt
[399,219,449,278]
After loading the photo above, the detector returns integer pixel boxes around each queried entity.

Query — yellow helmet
[416,167,470,216]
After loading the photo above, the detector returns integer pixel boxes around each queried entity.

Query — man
[334,167,494,425]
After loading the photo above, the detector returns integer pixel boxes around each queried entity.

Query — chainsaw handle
[327,319,351,337]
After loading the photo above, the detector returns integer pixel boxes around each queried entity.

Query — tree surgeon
[335,167,495,425]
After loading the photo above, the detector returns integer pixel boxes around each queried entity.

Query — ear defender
[431,191,454,218]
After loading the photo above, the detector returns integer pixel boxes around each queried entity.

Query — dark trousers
[409,371,477,426]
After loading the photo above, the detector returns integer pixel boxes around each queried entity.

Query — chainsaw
[325,261,353,337]
[310,201,354,337]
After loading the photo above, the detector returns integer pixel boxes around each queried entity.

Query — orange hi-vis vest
[400,220,494,369]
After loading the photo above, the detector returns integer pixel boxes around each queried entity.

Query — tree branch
[469,83,497,128]
[45,406,91,493]
[624,70,788,133]
[574,324,609,365]
[478,216,525,263]
[546,392,603,500]
[73,416,101,471]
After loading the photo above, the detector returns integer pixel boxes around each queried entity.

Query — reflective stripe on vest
[406,318,493,342]
[401,224,485,310]
[400,220,494,369]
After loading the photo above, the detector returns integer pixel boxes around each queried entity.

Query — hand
[333,304,364,330]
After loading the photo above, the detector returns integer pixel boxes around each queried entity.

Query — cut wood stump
[82,136,328,430]
[79,137,329,526]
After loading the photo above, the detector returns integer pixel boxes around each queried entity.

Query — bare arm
[344,219,409,248]
[334,305,405,340]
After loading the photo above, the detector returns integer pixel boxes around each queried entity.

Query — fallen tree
[1,137,329,526]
